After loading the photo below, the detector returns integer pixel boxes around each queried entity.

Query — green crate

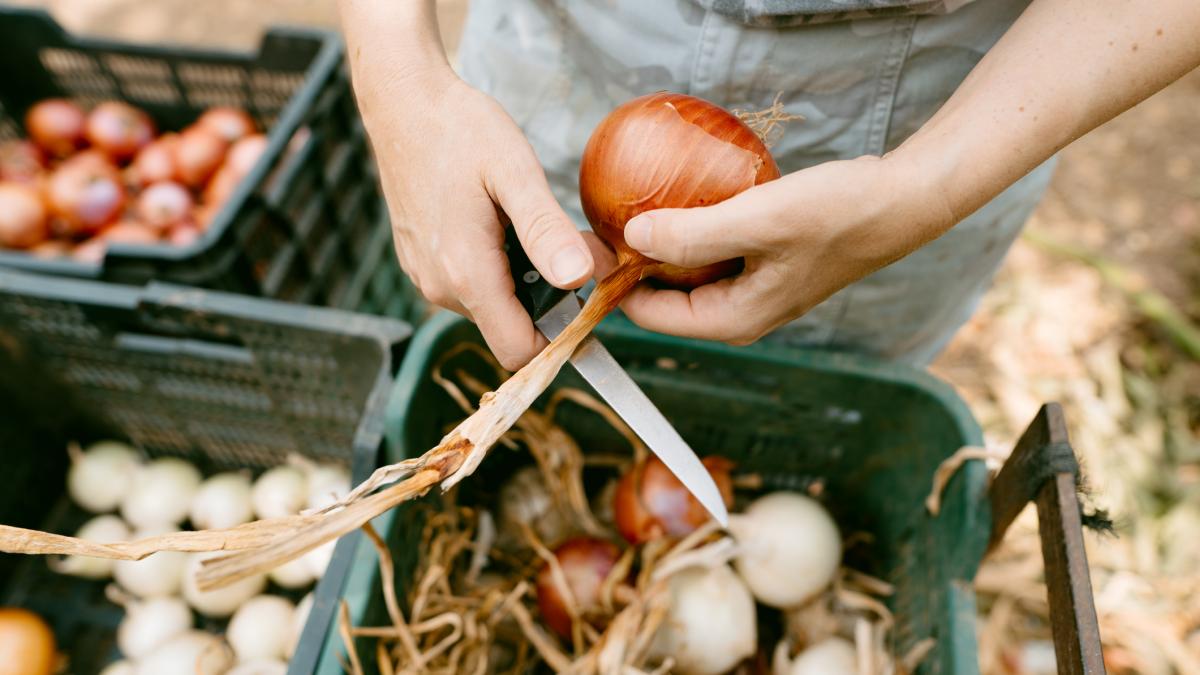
[318,312,1007,674]
[0,269,411,675]
[0,7,423,325]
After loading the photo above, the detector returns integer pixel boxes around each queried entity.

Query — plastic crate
[319,313,1104,674]
[0,7,421,324]
[0,269,411,675]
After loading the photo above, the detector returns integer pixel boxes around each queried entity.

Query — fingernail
[624,215,652,250]
[551,246,589,284]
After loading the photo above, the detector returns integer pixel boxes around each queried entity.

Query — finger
[622,194,766,269]
[618,273,773,344]
[446,231,547,370]
[581,231,619,280]
[488,150,594,289]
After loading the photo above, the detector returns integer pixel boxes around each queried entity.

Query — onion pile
[0,99,268,260]
[42,438,348,673]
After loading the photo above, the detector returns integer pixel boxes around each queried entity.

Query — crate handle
[985,403,1106,674]
[114,332,253,365]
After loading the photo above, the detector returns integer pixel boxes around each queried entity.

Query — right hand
[359,70,596,369]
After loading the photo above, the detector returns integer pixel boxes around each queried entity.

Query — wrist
[877,143,960,245]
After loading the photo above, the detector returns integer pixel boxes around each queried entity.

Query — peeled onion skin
[579,92,780,289]
[613,455,734,545]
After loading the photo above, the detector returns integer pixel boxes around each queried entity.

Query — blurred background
[7,0,1198,672]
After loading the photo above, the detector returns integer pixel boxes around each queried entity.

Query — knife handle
[505,226,570,323]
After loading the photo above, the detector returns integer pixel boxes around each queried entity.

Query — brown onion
[197,107,257,143]
[613,455,734,545]
[202,166,240,208]
[0,607,57,675]
[0,182,49,249]
[224,133,267,176]
[101,220,161,245]
[85,101,155,161]
[173,126,228,188]
[45,152,126,236]
[136,181,194,231]
[579,92,779,289]
[29,239,72,258]
[0,140,45,183]
[535,537,621,639]
[168,223,201,247]
[25,99,86,158]
[128,134,178,187]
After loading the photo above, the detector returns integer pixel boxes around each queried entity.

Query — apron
[457,0,1056,365]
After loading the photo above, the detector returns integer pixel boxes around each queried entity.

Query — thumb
[623,200,754,269]
[493,156,593,289]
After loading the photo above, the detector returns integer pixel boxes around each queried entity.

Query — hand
[600,154,955,345]
[361,72,596,369]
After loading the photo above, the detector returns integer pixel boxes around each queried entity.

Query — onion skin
[579,92,779,289]
[535,537,621,639]
[0,608,56,675]
[613,455,734,544]
[85,102,155,161]
[0,182,49,249]
[25,99,86,158]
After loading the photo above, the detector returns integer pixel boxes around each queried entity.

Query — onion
[287,591,314,658]
[613,455,733,544]
[67,440,141,513]
[135,180,194,231]
[224,133,268,176]
[0,140,44,183]
[173,126,227,188]
[29,239,71,258]
[72,238,108,264]
[50,514,129,578]
[116,596,192,660]
[100,221,161,245]
[498,466,570,549]
[99,660,134,675]
[201,166,239,207]
[45,152,126,235]
[167,223,201,247]
[648,564,756,675]
[784,637,858,675]
[268,555,315,589]
[197,107,256,143]
[25,98,86,157]
[85,102,155,161]
[300,539,335,578]
[134,630,232,675]
[227,660,288,675]
[729,492,841,608]
[181,552,267,618]
[304,462,351,510]
[0,608,56,675]
[189,471,253,530]
[0,182,49,249]
[579,92,780,289]
[535,537,621,639]
[227,595,295,662]
[113,525,187,597]
[127,135,178,187]
[120,457,202,528]
[251,465,308,519]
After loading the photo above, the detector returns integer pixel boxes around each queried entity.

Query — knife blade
[505,229,728,526]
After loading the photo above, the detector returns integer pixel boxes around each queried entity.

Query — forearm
[894,0,1200,230]
[337,0,454,113]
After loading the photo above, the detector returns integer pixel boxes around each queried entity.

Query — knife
[504,228,728,527]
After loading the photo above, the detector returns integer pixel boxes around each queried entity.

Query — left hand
[594,153,956,345]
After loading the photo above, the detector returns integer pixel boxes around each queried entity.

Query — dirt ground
[10,1,1198,673]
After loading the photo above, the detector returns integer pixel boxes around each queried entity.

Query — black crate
[0,7,421,324]
[0,269,411,675]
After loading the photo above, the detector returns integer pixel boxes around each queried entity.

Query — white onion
[649,564,757,675]
[116,596,192,659]
[251,466,308,519]
[190,472,253,530]
[786,637,858,675]
[135,630,232,675]
[228,595,295,661]
[287,591,314,657]
[113,525,187,597]
[301,539,335,578]
[304,462,350,510]
[730,492,841,608]
[99,660,135,675]
[68,441,141,513]
[181,552,266,617]
[268,555,315,589]
[227,659,288,675]
[121,458,202,529]
[497,466,570,548]
[52,514,130,578]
